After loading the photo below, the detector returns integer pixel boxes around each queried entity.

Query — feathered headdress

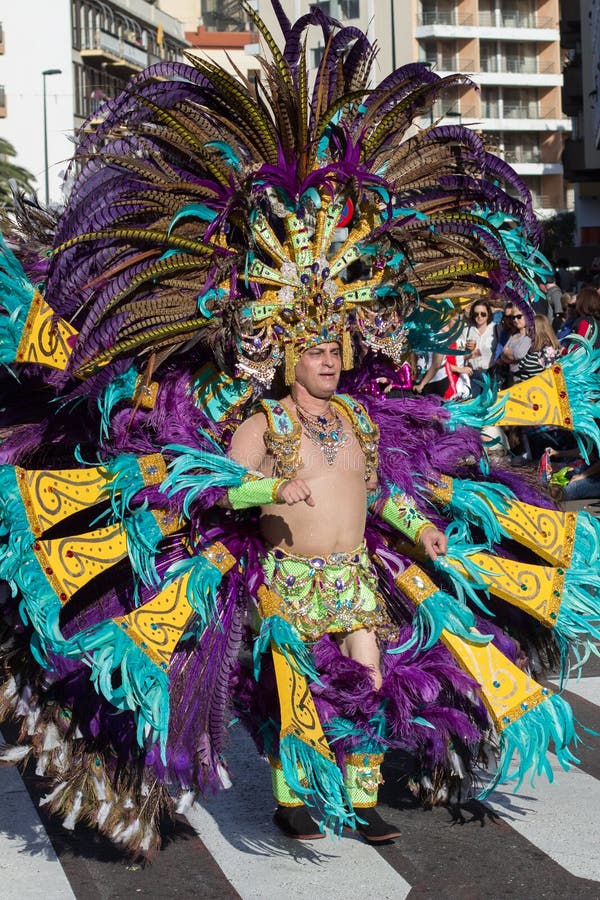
[42,0,549,391]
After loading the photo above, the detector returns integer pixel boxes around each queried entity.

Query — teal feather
[432,526,495,616]
[123,506,165,592]
[0,466,63,661]
[279,734,356,835]
[162,441,247,518]
[0,235,36,364]
[61,619,170,761]
[554,564,600,683]
[97,367,139,440]
[559,338,600,462]
[443,374,506,431]
[480,692,579,797]
[325,712,387,754]
[163,553,223,629]
[168,203,218,234]
[205,141,241,169]
[390,585,492,655]
[436,477,516,546]
[253,614,320,684]
[101,452,153,520]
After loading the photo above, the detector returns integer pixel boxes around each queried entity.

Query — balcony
[80,29,150,73]
[478,12,555,29]
[417,11,475,26]
[0,85,5,117]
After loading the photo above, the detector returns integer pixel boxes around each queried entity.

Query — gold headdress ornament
[236,192,409,386]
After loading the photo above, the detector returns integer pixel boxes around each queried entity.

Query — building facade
[256,0,569,216]
[0,0,187,204]
[561,0,600,254]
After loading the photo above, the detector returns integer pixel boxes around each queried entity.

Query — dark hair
[468,299,493,324]
[576,287,600,320]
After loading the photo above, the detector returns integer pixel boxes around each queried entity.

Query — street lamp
[42,68,62,206]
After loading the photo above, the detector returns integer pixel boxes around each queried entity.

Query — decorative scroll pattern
[17,465,110,536]
[497,365,572,429]
[114,541,236,668]
[441,630,551,731]
[495,501,577,566]
[16,455,167,537]
[15,292,77,370]
[272,645,335,763]
[33,524,128,602]
[453,551,564,627]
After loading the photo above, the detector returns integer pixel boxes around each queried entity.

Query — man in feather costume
[1,0,600,856]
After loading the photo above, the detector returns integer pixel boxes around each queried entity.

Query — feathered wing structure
[0,0,598,858]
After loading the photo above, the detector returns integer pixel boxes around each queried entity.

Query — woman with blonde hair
[511,315,562,465]
[514,314,560,382]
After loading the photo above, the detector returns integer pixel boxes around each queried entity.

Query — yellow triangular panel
[15,292,77,371]
[441,629,551,732]
[114,541,236,668]
[494,501,577,566]
[33,524,128,602]
[16,454,167,536]
[496,364,573,429]
[453,551,563,628]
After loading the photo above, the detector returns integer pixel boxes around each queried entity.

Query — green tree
[540,210,576,265]
[0,138,36,205]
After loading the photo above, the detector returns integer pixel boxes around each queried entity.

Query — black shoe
[355,807,401,843]
[273,805,325,840]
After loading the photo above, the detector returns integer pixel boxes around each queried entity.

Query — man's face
[503,305,517,332]
[294,342,342,398]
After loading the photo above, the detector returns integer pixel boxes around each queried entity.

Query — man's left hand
[420,526,448,561]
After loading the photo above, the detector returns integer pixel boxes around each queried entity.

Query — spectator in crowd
[538,276,563,323]
[555,292,577,339]
[571,286,600,349]
[461,299,496,396]
[514,314,560,382]
[413,351,449,397]
[497,307,532,385]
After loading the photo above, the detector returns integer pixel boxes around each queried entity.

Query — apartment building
[561,0,600,255]
[160,0,261,80]
[0,1,187,204]
[256,0,570,216]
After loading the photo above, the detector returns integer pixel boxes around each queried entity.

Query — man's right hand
[277,478,315,506]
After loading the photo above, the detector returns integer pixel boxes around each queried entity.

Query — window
[201,0,248,31]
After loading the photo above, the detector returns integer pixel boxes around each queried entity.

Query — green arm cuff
[228,477,286,509]
[380,493,434,543]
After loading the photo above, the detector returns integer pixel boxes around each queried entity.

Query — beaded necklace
[294,402,349,465]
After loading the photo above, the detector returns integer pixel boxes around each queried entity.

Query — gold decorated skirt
[261,543,394,640]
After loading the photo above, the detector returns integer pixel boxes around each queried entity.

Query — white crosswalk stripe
[0,734,75,900]
[185,728,411,900]
[1,679,600,898]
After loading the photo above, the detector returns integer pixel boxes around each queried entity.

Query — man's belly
[259,472,368,557]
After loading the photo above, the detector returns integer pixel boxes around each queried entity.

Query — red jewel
[532,404,539,411]
[33,542,40,550]
[59,593,67,601]
[553,366,561,374]
[66,550,74,557]
[559,391,566,398]
[45,567,53,575]
[564,417,571,425]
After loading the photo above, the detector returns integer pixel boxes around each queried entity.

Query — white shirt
[463,323,495,371]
